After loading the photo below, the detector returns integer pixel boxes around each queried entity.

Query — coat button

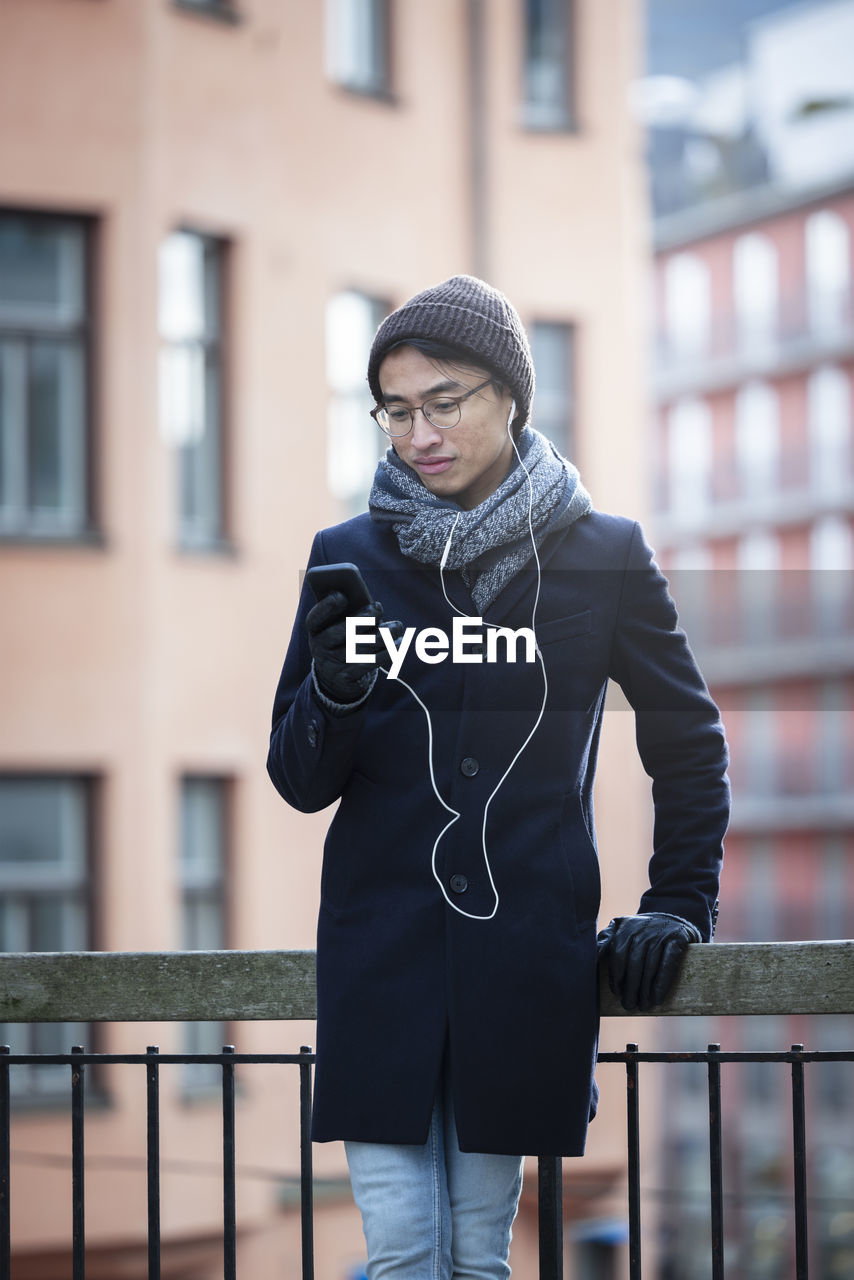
[460,757,479,777]
[450,874,468,894]
[307,719,319,748]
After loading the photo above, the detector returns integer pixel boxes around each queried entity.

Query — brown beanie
[367,275,535,428]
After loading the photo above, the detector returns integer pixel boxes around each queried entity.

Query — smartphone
[305,562,373,612]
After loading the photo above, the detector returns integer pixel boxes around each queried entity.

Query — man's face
[378,345,516,510]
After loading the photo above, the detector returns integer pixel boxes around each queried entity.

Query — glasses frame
[370,377,495,438]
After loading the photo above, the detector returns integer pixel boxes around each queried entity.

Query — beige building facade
[0,1,652,1275]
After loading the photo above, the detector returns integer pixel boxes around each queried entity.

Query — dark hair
[380,337,524,441]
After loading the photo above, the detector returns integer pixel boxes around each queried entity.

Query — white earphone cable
[379,416,547,921]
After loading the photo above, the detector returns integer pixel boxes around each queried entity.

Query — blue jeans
[345,1090,525,1280]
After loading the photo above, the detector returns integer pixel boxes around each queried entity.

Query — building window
[733,231,778,356]
[667,396,712,521]
[734,380,779,499]
[810,514,853,635]
[805,209,851,339]
[808,364,851,496]
[663,251,711,361]
[744,836,778,935]
[0,212,92,539]
[173,0,240,20]
[325,0,390,96]
[180,777,229,1090]
[737,528,780,643]
[326,290,387,514]
[530,322,574,456]
[522,0,575,129]
[0,775,91,1096]
[158,231,227,550]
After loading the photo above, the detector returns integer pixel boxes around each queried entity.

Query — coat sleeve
[266,531,374,813]
[608,522,730,941]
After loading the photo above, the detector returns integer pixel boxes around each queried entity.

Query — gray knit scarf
[368,427,592,613]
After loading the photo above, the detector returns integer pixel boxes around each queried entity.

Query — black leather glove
[307,590,400,706]
[597,912,702,1012]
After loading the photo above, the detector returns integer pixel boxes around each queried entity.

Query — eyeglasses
[370,378,495,439]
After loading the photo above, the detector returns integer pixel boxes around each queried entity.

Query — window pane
[735,380,779,498]
[0,214,90,538]
[805,209,851,338]
[664,253,711,358]
[0,777,86,870]
[0,216,85,326]
[523,0,571,126]
[28,340,86,524]
[181,778,226,880]
[159,345,206,448]
[179,349,222,544]
[0,340,27,522]
[733,232,778,352]
[326,291,387,511]
[158,233,206,342]
[668,396,712,519]
[325,0,387,94]
[180,780,227,1090]
[531,322,573,455]
[159,232,225,546]
[183,897,224,951]
[0,776,91,1096]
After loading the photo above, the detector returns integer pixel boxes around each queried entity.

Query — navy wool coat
[267,509,729,1157]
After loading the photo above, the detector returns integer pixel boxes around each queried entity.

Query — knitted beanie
[367,275,535,428]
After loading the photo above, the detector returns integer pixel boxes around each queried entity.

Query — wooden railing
[1,941,853,1280]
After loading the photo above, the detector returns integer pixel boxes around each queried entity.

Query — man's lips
[413,456,454,475]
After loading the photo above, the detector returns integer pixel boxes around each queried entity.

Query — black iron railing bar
[299,1044,315,1280]
[146,1046,161,1280]
[0,1051,316,1066]
[708,1043,724,1280]
[598,1049,853,1064]
[1,1048,851,1066]
[222,1046,237,1280]
[791,1043,809,1280]
[626,1043,641,1280]
[71,1045,85,1280]
[0,1047,9,1280]
[536,1156,563,1280]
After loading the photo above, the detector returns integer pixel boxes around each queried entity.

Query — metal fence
[1,942,852,1280]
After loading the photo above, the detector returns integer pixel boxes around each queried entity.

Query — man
[267,275,729,1280]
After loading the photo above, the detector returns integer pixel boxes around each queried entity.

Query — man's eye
[388,407,411,422]
[429,400,456,414]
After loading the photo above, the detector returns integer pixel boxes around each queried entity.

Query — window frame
[520,0,577,132]
[0,772,98,1103]
[326,288,390,515]
[0,209,98,544]
[158,228,232,553]
[178,774,232,1095]
[170,0,243,25]
[529,319,576,457]
[324,0,393,101]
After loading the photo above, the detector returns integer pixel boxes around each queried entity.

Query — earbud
[507,401,517,430]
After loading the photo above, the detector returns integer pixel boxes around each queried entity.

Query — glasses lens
[423,397,461,428]
[376,407,412,437]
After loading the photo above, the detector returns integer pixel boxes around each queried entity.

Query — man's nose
[409,408,443,447]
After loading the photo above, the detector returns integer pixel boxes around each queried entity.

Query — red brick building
[651,176,854,1277]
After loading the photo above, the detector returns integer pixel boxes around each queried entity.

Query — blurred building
[649,125,854,1280]
[0,0,652,1276]
[644,0,854,218]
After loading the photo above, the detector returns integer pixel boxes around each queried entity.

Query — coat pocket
[535,608,592,647]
